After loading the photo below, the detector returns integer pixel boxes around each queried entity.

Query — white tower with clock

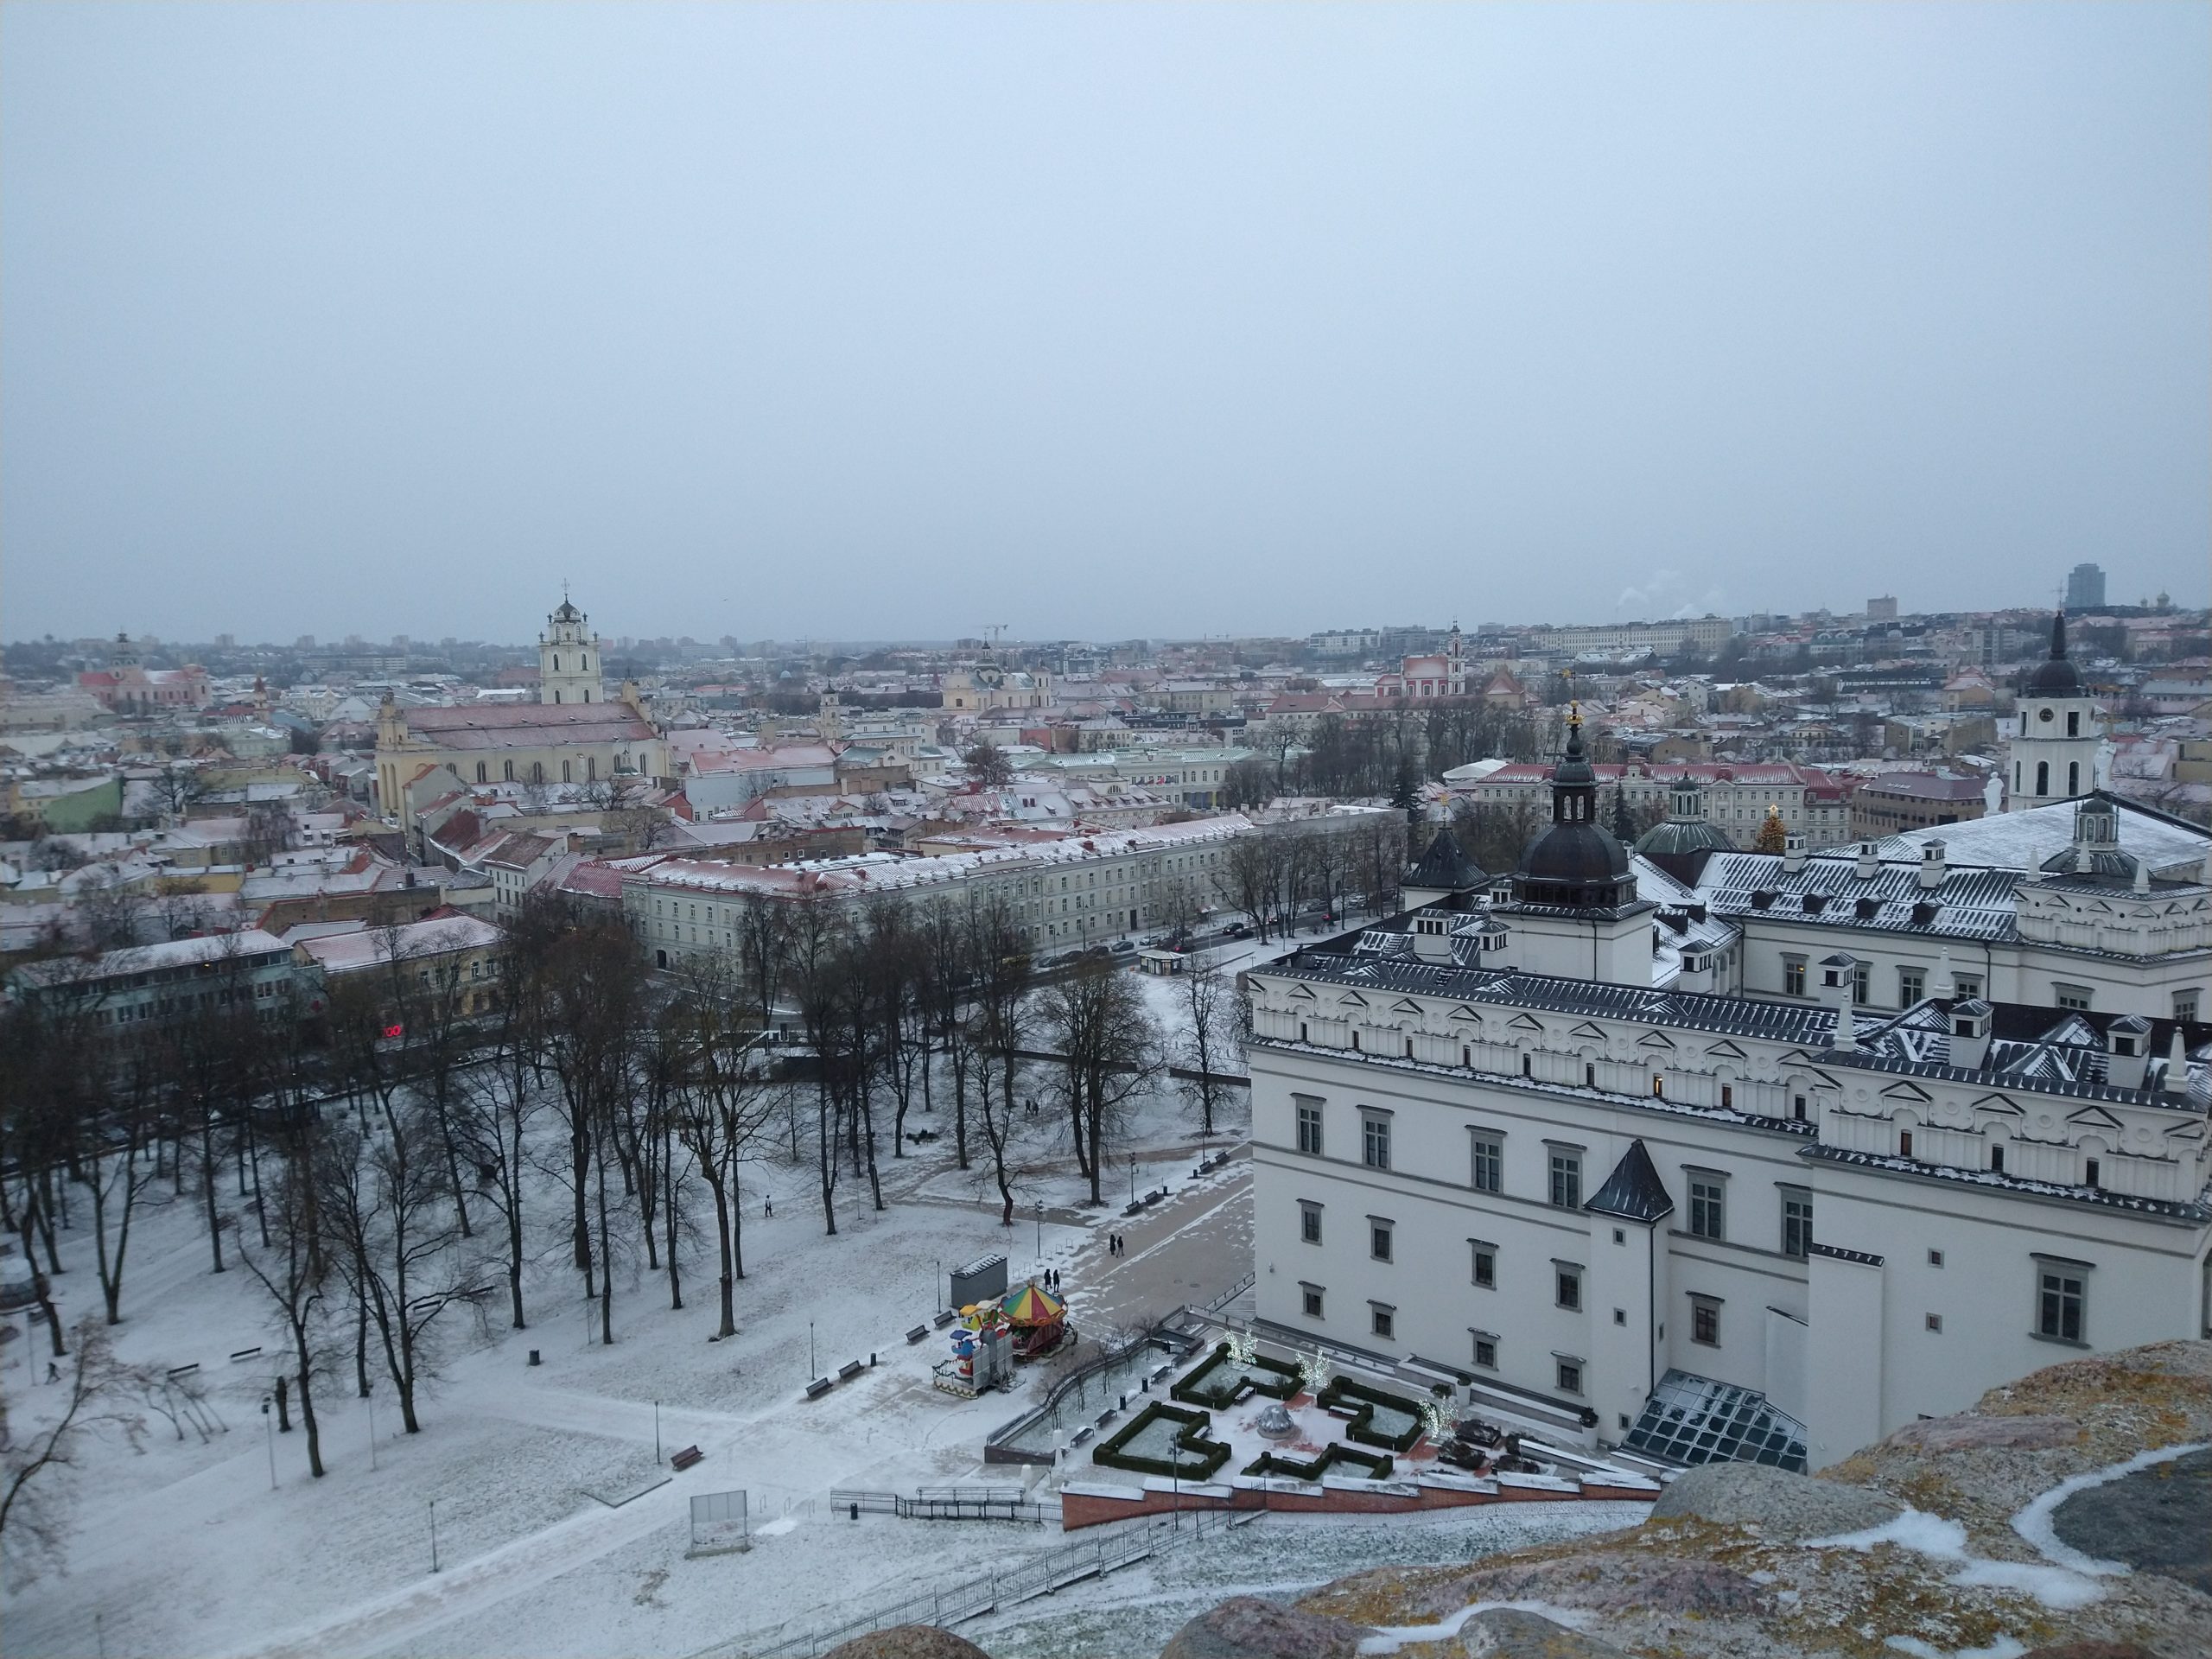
[2005,612,2101,810]
[540,594,605,706]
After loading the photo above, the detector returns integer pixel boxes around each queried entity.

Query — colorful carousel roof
[1001,1282,1065,1325]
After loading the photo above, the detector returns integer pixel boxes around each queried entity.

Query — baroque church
[374,597,672,832]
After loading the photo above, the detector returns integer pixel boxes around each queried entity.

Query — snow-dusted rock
[1157,1595,1365,1659]
[1886,1413,2082,1453]
[822,1626,994,1659]
[1648,1459,1903,1542]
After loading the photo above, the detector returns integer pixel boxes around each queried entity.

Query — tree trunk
[709,1176,737,1339]
[296,1334,323,1477]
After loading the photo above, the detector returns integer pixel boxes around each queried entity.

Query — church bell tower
[2006,612,2101,810]
[540,594,604,707]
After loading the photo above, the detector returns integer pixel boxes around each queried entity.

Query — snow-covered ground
[0,931,1631,1659]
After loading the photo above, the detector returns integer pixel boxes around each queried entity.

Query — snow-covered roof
[294,914,505,973]
[1862,792,2208,877]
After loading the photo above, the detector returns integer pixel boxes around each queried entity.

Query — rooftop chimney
[2106,1014,2151,1091]
[1917,840,1947,890]
[1949,1000,1993,1071]
[1830,998,1859,1052]
[1855,841,1880,880]
[2164,1028,2192,1100]
[1782,834,1807,874]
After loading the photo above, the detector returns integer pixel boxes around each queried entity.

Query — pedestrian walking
[764,1193,772,1217]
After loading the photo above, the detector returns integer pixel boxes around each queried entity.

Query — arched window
[503,760,515,781]
[475,762,487,783]
[2067,711,2079,736]
[531,761,545,785]
[588,756,597,780]
[553,689,562,703]
[562,760,572,783]
[553,655,561,671]
[582,689,591,702]
[2036,761,2050,797]
[582,655,589,671]
[2015,762,2022,791]
[2067,761,2078,795]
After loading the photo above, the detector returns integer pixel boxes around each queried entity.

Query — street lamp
[366,1380,377,1471]
[1034,1199,1044,1259]
[429,1498,441,1573]
[810,1320,817,1380]
[260,1394,276,1491]
[1128,1154,1137,1207]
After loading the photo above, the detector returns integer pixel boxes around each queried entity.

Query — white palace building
[1247,666,2211,1474]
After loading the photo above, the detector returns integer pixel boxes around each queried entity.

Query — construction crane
[982,623,1009,648]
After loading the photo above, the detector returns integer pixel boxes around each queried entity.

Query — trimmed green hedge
[1240,1443,1395,1482]
[1316,1376,1427,1452]
[1170,1343,1302,1409]
[1091,1402,1233,1482]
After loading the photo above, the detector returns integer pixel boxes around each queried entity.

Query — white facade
[539,599,605,707]
[1247,944,2212,1469]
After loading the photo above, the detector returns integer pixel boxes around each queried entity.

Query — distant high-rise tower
[2064,562,2106,611]
[540,595,603,705]
[1867,596,1898,621]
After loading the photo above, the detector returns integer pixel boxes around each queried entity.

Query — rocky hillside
[830,1338,2212,1659]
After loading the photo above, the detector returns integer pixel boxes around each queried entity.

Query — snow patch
[754,1515,798,1537]
[1807,1505,2104,1613]
[2010,1440,2208,1578]
[1881,1637,2027,1659]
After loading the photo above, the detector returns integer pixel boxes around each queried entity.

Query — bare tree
[1041,959,1161,1205]
[0,1321,147,1583]
[963,740,1015,789]
[1178,960,1241,1136]
[236,1137,329,1478]
[670,964,783,1339]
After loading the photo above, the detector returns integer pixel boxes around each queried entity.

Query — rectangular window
[1548,1151,1582,1210]
[1470,1133,1503,1194]
[2037,1268,2086,1343]
[1300,1284,1325,1320]
[1691,1299,1720,1346]
[1295,1100,1323,1156]
[1299,1204,1322,1245]
[1363,1114,1391,1171]
[1555,1265,1582,1311]
[1926,1313,1943,1332]
[1555,1358,1583,1395]
[1688,1174,1726,1241]
[1783,957,1806,997]
[1472,1333,1497,1370]
[2176,991,2200,1024]
[1955,974,1982,999]
[1929,1249,1944,1267]
[1370,1221,1394,1263]
[1853,963,1871,1004]
[1471,1243,1496,1289]
[1370,1304,1395,1340]
[2055,984,2094,1013]
[1897,968,1924,1006]
[1781,1189,1813,1259]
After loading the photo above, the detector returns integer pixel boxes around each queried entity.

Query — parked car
[1221,921,1254,939]
[1107,939,1138,959]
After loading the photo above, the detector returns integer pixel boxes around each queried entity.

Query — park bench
[906,1325,930,1344]
[837,1359,864,1382]
[670,1445,703,1471]
[804,1376,834,1400]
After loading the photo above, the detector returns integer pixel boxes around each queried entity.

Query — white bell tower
[2005,612,2100,810]
[539,593,604,707]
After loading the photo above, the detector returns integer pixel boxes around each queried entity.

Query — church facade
[374,598,671,830]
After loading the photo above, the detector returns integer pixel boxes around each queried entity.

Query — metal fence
[825,1486,1054,1524]
[721,1509,1258,1659]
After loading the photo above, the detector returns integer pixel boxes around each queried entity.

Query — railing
[826,1486,1055,1524]
[723,1510,1256,1659]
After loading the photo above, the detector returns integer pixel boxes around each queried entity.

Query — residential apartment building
[11,930,296,1030]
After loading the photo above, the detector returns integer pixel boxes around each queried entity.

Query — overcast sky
[3,3,2205,647]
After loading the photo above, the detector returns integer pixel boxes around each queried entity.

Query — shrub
[1092,1402,1233,1482]
[1315,1376,1427,1452]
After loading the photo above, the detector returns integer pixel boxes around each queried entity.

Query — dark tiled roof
[1586,1140,1675,1223]
[1405,827,1486,893]
[1800,1143,2212,1224]
[1261,950,1837,1045]
[1700,851,2019,942]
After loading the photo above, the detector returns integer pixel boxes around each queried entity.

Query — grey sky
[3,3,2205,646]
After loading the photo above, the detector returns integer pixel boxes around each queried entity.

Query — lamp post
[429,1497,441,1573]
[654,1400,662,1464]
[260,1393,276,1491]
[934,1258,941,1313]
[1034,1199,1044,1259]
[810,1320,816,1379]
[1128,1154,1137,1207]
[366,1381,378,1471]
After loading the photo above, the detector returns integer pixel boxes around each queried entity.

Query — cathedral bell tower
[540,594,604,707]
[2005,612,2101,811]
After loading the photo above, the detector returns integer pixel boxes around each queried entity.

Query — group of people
[1106,1231,1129,1256]
[1041,1268,1064,1290]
